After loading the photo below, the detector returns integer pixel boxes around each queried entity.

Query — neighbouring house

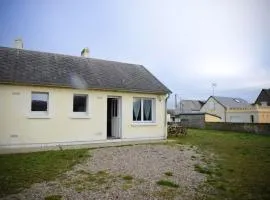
[0,42,171,149]
[227,105,270,123]
[255,89,270,106]
[200,96,251,122]
[167,99,205,122]
[178,100,205,113]
[201,96,270,123]
[175,112,221,128]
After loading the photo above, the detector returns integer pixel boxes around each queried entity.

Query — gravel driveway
[1,144,206,200]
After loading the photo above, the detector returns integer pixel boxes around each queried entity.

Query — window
[73,94,88,112]
[133,98,154,122]
[31,92,49,112]
[233,98,240,103]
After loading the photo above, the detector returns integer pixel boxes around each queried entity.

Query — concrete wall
[200,97,226,121]
[171,113,220,128]
[176,114,205,128]
[205,122,270,135]
[0,85,167,148]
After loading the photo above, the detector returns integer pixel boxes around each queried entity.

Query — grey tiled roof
[167,109,177,116]
[255,89,270,105]
[176,112,221,119]
[179,100,205,113]
[265,89,270,96]
[212,96,250,108]
[0,47,171,94]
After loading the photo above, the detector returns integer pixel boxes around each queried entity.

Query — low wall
[205,122,270,135]
[168,117,204,128]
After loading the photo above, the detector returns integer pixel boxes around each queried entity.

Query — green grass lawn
[171,129,270,200]
[0,148,88,197]
[1,130,270,200]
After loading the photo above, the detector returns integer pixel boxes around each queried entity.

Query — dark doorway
[250,115,254,123]
[107,97,121,139]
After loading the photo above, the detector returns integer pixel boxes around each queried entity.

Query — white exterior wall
[0,85,167,148]
[205,114,221,122]
[226,111,258,123]
[200,97,226,122]
[257,108,270,123]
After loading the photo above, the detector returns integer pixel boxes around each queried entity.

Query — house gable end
[255,89,270,106]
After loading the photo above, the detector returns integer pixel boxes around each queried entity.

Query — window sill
[69,113,92,119]
[131,122,157,126]
[27,113,51,119]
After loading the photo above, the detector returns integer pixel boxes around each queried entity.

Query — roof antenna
[212,83,217,96]
[14,38,23,49]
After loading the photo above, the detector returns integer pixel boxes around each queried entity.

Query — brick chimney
[14,38,23,49]
[81,47,89,57]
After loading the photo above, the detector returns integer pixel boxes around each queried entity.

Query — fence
[168,121,270,135]
[204,122,270,135]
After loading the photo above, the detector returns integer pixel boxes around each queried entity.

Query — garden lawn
[171,129,270,200]
[0,149,88,197]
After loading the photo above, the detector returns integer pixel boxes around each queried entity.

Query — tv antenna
[212,83,217,96]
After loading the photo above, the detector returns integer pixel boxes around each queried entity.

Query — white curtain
[133,99,141,120]
[143,100,152,120]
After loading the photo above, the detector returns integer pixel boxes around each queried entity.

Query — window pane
[133,98,141,121]
[73,95,87,112]
[31,92,48,111]
[143,99,152,121]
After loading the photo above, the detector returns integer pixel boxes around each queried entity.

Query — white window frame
[132,97,156,125]
[27,91,51,119]
[69,93,91,119]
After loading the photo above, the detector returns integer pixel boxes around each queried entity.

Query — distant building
[200,96,250,122]
[178,100,205,113]
[168,99,208,125]
[175,112,221,128]
[201,96,270,123]
[255,89,270,106]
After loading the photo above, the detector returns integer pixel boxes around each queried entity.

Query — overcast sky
[0,0,269,107]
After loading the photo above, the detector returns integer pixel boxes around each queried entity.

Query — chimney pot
[14,38,23,49]
[81,47,89,57]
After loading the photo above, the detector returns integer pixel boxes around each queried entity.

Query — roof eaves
[139,65,172,94]
[0,81,169,95]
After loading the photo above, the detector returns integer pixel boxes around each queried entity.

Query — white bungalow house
[0,41,171,150]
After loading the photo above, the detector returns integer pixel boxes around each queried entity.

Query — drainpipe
[164,93,170,139]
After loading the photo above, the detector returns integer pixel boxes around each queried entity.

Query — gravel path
[1,144,207,200]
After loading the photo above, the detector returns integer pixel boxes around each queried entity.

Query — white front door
[110,98,121,138]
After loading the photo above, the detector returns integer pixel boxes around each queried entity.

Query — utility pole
[174,94,177,109]
[179,97,182,113]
